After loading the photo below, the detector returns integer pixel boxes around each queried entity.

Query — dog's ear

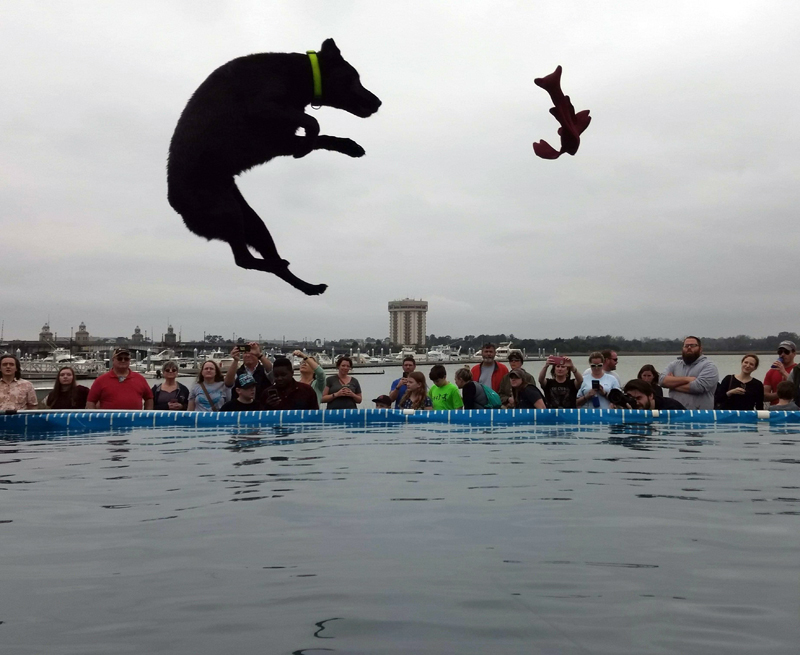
[320,38,341,58]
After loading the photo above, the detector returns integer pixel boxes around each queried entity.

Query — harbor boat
[425,345,462,362]
[391,346,417,361]
[21,349,106,379]
[494,342,514,360]
[205,349,234,371]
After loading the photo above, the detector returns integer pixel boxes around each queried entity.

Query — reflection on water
[1,424,799,654]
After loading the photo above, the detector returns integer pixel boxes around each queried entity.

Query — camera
[607,388,641,409]
[240,344,251,353]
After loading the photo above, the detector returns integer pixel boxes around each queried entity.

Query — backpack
[481,384,502,409]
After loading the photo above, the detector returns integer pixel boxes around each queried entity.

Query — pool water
[2,422,798,654]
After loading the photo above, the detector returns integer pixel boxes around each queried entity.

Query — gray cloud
[1,1,798,342]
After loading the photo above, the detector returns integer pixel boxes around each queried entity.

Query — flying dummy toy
[532,66,591,159]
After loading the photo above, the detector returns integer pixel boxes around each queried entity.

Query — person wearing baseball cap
[372,394,392,409]
[764,340,797,405]
[86,347,153,410]
[220,372,264,411]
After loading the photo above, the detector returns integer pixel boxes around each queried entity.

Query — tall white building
[389,299,428,346]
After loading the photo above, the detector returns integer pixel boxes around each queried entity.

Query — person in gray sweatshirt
[659,336,719,410]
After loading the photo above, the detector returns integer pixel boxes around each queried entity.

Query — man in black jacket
[623,380,685,410]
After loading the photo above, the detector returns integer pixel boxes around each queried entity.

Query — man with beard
[658,336,719,410]
[621,379,685,410]
[470,342,509,393]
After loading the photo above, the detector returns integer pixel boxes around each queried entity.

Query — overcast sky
[2,1,798,343]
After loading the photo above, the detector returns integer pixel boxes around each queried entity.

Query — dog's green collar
[307,51,322,107]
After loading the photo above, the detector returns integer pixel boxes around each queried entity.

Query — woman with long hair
[715,353,764,411]
[0,354,37,410]
[637,364,663,399]
[45,366,90,409]
[398,371,432,410]
[322,356,362,410]
[187,360,232,411]
[509,369,546,409]
[151,361,190,410]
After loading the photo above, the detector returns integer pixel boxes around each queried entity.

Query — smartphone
[265,387,279,399]
[403,372,409,378]
[240,344,251,353]
[552,356,566,366]
[591,380,601,390]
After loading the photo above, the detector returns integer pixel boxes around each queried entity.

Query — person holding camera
[615,380,686,410]
[224,342,273,399]
[261,358,318,411]
[538,355,583,408]
[389,356,417,409]
[582,350,620,382]
[576,352,621,409]
[293,350,326,403]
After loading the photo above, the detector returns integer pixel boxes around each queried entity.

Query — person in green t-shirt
[428,364,464,410]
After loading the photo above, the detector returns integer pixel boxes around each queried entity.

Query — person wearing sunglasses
[86,347,154,410]
[151,360,190,410]
[763,340,797,406]
[576,351,621,409]
[499,350,537,408]
[582,349,620,382]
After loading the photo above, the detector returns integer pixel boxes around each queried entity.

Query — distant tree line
[425,332,800,354]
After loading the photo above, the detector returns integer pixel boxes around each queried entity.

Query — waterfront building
[389,298,428,347]
[39,322,54,342]
[131,326,144,344]
[163,325,177,346]
[75,322,90,344]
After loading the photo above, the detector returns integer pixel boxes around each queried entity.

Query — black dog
[167,39,381,295]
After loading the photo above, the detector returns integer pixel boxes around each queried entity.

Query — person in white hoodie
[659,336,719,410]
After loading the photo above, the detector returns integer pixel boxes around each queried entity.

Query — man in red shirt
[86,348,154,410]
[261,357,319,411]
[471,342,509,392]
[764,340,797,405]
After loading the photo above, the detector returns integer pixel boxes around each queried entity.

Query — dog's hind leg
[231,184,327,296]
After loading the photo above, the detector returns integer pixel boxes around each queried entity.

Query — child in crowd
[768,381,800,411]
[220,372,264,411]
[373,395,392,409]
[398,371,432,410]
[428,365,464,410]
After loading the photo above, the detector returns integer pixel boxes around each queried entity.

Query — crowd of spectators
[2,338,799,413]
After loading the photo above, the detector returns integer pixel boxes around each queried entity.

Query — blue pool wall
[2,408,800,436]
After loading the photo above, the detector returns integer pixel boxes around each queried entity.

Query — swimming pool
[1,416,798,654]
